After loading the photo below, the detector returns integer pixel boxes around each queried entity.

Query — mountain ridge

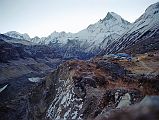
[100,2,159,55]
[4,31,31,40]
[3,12,131,48]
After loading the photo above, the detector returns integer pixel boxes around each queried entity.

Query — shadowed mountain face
[0,34,61,63]
[0,33,98,62]
[0,35,63,120]
[100,28,159,56]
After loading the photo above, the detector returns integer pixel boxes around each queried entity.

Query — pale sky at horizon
[0,0,159,37]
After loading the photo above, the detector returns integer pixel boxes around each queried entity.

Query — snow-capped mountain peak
[30,36,40,43]
[45,31,73,44]
[102,12,121,21]
[4,31,31,40]
[84,12,131,35]
[73,12,132,50]
[101,12,130,25]
[103,2,159,54]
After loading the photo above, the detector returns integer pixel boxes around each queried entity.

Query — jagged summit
[101,12,131,25]
[103,12,122,21]
[102,2,159,55]
[4,31,31,40]
[74,11,132,49]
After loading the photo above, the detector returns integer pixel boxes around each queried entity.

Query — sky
[0,0,159,37]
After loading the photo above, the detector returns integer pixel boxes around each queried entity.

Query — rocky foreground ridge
[0,50,159,120]
[0,51,159,120]
[45,51,159,120]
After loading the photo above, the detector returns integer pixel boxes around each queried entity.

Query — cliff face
[0,71,56,120]
[45,51,159,120]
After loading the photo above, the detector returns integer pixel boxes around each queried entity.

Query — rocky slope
[45,50,159,120]
[1,50,159,120]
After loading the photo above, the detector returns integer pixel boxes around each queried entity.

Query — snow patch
[0,84,8,93]
[47,79,83,120]
[28,77,41,83]
[116,93,131,108]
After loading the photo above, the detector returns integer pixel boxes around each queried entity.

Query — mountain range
[4,12,132,54]
[3,2,159,57]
